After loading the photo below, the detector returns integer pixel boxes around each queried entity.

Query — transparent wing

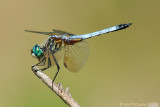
[25,30,53,35]
[25,29,74,36]
[64,41,89,72]
[52,29,74,36]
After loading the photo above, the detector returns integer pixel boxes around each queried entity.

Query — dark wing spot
[64,62,67,68]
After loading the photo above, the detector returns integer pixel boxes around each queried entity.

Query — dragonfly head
[31,44,44,58]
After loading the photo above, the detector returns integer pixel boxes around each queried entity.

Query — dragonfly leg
[32,57,46,67]
[40,57,52,71]
[52,54,60,84]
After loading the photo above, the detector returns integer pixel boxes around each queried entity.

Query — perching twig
[32,66,80,107]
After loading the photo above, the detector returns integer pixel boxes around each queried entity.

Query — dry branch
[32,66,80,107]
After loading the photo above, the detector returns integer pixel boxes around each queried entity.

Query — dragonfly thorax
[31,44,44,58]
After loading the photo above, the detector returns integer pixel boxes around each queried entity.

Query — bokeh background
[0,0,160,107]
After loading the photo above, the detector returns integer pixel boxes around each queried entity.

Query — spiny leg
[31,57,46,72]
[40,57,52,71]
[51,42,62,82]
[52,54,60,87]
[32,56,52,72]
[32,57,46,67]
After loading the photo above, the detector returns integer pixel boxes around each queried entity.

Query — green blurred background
[0,0,160,107]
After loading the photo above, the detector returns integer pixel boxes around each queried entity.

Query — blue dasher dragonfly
[26,23,132,83]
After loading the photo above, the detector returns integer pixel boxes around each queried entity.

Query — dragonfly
[26,23,132,84]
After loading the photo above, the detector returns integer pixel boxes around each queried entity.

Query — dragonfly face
[31,44,44,59]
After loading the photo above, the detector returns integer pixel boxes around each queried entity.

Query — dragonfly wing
[25,30,54,35]
[25,29,75,36]
[64,41,89,72]
[52,29,74,36]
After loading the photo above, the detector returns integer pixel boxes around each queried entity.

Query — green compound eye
[31,45,44,58]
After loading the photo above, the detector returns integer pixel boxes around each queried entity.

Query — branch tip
[31,66,80,107]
